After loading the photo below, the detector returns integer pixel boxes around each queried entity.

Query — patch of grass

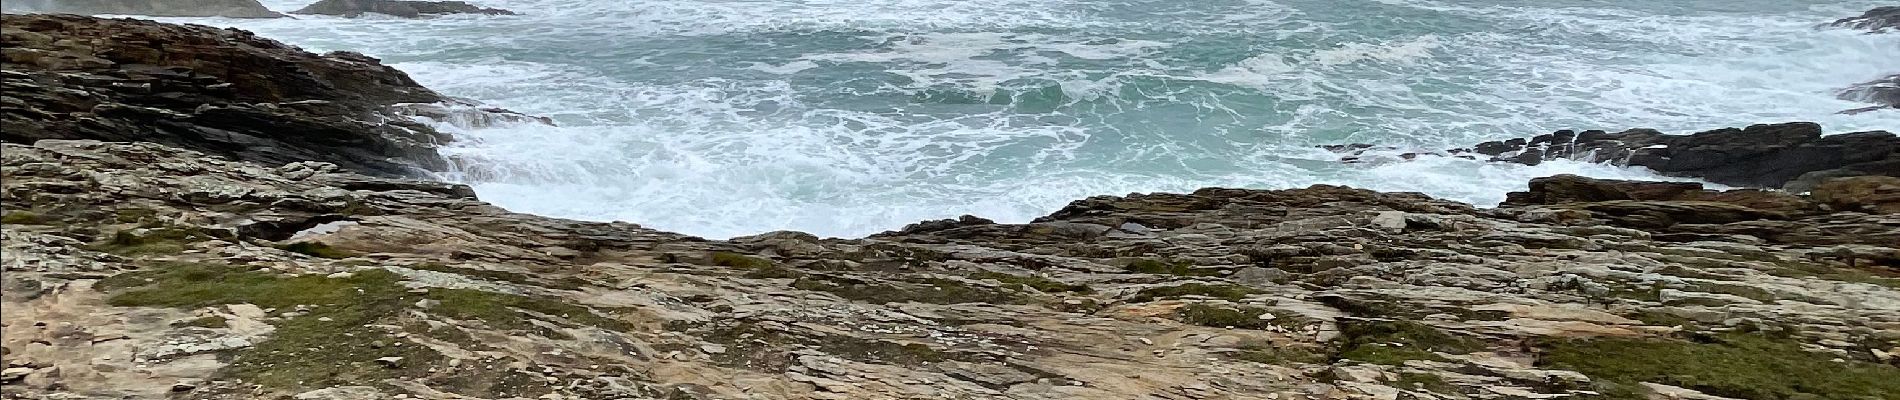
[1335,320,1482,365]
[100,263,387,309]
[1129,283,1258,302]
[1536,332,1900,400]
[1177,303,1286,329]
[89,227,214,255]
[1,211,47,225]
[277,241,358,259]
[791,275,1027,304]
[973,271,1091,294]
[98,263,436,390]
[1125,258,1220,276]
[97,263,624,395]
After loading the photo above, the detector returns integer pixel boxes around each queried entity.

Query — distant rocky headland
[0,0,518,18]
[2,10,1898,400]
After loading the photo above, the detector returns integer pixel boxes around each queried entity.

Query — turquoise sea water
[157,0,1896,238]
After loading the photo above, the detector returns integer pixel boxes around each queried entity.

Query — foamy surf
[151,0,1898,239]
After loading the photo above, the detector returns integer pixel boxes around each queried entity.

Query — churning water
[156,0,1897,238]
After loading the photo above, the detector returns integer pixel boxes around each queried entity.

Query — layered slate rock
[0,0,283,18]
[1355,123,1900,190]
[4,140,1897,399]
[292,0,516,18]
[0,14,539,177]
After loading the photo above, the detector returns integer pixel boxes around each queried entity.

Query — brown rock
[1812,176,1900,214]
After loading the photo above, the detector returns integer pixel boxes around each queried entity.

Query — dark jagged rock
[1829,7,1899,114]
[0,0,283,18]
[1829,6,1900,32]
[1340,123,1899,190]
[292,0,516,18]
[0,14,540,177]
[1839,74,1900,114]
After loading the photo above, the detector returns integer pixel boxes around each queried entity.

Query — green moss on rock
[1335,320,1482,365]
[1536,332,1900,400]
[1177,303,1289,329]
[1,211,47,225]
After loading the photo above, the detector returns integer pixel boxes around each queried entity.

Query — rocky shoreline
[3,12,1900,400]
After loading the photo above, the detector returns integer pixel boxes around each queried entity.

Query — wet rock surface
[0,0,283,18]
[0,14,541,177]
[1333,123,1900,190]
[1830,7,1899,114]
[1839,73,1900,113]
[1829,6,1900,32]
[292,0,517,18]
[3,140,1897,399]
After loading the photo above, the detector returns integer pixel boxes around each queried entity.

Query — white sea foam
[152,0,1899,239]
[1312,35,1442,66]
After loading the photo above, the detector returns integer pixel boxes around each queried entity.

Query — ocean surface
[154,0,1896,238]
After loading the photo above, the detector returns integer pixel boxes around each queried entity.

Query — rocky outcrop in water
[1830,7,1900,113]
[1829,6,1900,32]
[1335,123,1900,191]
[292,0,516,18]
[0,14,543,177]
[4,139,1897,399]
[1839,73,1900,113]
[0,0,284,18]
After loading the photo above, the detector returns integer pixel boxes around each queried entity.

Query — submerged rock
[0,0,283,18]
[292,0,516,18]
[1838,73,1900,113]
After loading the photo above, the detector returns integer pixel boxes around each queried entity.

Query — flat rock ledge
[2,139,1895,399]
